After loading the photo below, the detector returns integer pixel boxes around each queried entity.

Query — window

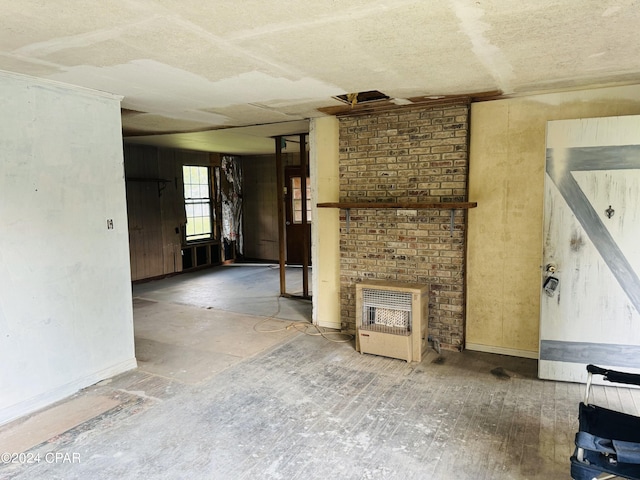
[291,176,311,224]
[183,165,212,242]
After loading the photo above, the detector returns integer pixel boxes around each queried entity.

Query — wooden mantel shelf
[316,201,478,234]
[317,202,477,209]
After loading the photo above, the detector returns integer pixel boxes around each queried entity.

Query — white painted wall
[0,71,136,425]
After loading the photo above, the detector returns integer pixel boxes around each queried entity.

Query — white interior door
[540,116,640,383]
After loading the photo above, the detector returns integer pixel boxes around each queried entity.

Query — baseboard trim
[466,343,538,360]
[0,357,137,426]
[317,320,341,330]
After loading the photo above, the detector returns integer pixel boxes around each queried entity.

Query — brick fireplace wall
[338,102,470,351]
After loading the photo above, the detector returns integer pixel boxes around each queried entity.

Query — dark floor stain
[491,367,511,380]
[431,356,445,365]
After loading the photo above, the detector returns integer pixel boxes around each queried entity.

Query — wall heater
[355,280,429,362]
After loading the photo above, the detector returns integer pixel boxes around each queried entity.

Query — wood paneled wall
[124,144,213,281]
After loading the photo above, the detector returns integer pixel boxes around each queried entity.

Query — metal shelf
[126,177,173,197]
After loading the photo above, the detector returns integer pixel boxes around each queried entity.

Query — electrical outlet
[107,219,114,230]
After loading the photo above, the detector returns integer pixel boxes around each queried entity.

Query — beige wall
[310,116,341,329]
[466,84,640,358]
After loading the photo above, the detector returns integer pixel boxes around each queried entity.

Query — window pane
[290,175,313,224]
[183,166,212,242]
[198,168,208,185]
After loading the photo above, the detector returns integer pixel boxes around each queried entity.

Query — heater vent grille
[362,289,412,310]
[361,288,412,335]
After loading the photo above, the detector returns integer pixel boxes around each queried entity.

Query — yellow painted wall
[310,116,341,329]
[466,84,640,357]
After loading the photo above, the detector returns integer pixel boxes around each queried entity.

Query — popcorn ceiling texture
[338,102,470,351]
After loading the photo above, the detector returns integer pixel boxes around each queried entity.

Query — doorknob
[286,221,291,225]
[543,263,559,297]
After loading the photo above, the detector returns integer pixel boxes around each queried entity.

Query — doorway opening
[275,134,312,300]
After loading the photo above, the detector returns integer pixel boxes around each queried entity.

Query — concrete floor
[132,264,313,322]
[1,265,639,479]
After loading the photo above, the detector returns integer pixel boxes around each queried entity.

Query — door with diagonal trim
[540,116,640,382]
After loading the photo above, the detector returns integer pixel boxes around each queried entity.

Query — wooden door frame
[284,165,311,266]
[275,134,310,299]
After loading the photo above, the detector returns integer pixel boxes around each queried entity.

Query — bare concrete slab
[132,265,312,322]
[0,336,598,480]
[3,268,639,479]
[133,300,300,384]
[134,337,241,385]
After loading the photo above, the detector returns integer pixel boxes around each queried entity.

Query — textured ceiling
[2,1,640,153]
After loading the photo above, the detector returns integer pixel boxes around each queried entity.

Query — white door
[540,115,640,383]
